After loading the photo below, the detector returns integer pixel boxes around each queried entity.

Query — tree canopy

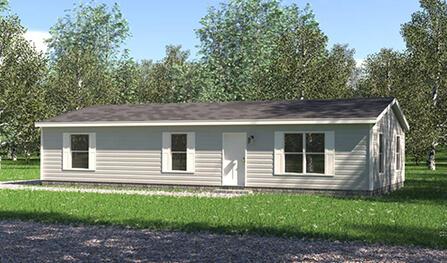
[197,0,355,101]
[0,14,48,157]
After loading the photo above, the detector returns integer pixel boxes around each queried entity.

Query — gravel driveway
[0,181,249,198]
[0,220,445,262]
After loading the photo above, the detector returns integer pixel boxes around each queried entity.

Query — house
[35,97,409,194]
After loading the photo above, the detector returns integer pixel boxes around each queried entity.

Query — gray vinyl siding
[41,124,371,190]
[246,125,369,190]
[42,127,222,186]
[372,107,405,190]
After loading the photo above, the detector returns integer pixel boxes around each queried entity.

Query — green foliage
[45,2,130,115]
[0,154,446,248]
[47,2,129,63]
[0,15,48,156]
[357,49,438,163]
[401,0,447,146]
[113,50,139,104]
[359,0,447,161]
[196,0,355,101]
[136,45,203,103]
[0,0,8,13]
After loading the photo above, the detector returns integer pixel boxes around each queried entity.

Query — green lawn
[0,154,445,249]
[0,159,40,181]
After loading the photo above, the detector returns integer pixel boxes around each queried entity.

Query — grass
[0,153,445,249]
[0,159,39,181]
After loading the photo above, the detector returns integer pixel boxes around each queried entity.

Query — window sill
[63,168,95,172]
[274,173,333,177]
[162,170,195,174]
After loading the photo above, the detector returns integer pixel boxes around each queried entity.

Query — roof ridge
[80,96,395,109]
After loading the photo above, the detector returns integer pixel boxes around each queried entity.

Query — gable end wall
[370,107,406,191]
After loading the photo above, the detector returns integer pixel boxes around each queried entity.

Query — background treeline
[0,0,445,168]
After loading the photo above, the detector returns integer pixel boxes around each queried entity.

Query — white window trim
[274,131,335,177]
[162,132,195,174]
[378,133,385,174]
[62,132,96,171]
[395,135,401,171]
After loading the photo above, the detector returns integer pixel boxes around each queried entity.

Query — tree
[357,49,407,97]
[401,0,447,169]
[0,0,8,12]
[197,0,355,101]
[45,2,130,115]
[113,50,139,104]
[0,14,48,158]
[47,2,129,63]
[357,49,438,164]
[324,45,356,97]
[137,45,203,103]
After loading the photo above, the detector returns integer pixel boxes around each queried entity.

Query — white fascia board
[35,118,377,128]
[392,100,410,132]
[375,98,410,132]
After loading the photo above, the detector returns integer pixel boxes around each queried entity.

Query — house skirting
[371,181,404,195]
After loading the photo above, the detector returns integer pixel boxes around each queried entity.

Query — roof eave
[35,118,378,128]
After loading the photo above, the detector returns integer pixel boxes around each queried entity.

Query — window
[171,134,187,171]
[306,133,325,174]
[379,134,385,173]
[284,134,303,173]
[162,132,195,173]
[396,136,401,170]
[62,133,96,171]
[71,135,89,169]
[282,132,325,174]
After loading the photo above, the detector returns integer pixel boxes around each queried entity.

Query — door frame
[221,132,247,187]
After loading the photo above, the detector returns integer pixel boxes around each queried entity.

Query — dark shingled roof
[43,97,395,122]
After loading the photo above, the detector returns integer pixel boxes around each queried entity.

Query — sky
[10,0,421,65]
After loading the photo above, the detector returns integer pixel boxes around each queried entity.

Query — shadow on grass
[347,223,447,249]
[0,210,445,249]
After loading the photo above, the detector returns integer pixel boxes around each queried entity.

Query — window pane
[172,152,187,171]
[306,133,324,153]
[285,154,303,173]
[306,154,325,174]
[379,134,384,153]
[71,135,89,151]
[396,136,401,170]
[172,134,187,151]
[379,134,384,173]
[72,152,89,169]
[285,134,303,152]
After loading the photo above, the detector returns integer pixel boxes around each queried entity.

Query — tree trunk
[427,146,436,170]
[24,149,30,163]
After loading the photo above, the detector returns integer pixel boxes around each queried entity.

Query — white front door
[222,133,246,186]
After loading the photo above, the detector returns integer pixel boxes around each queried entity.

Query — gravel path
[0,220,445,262]
[0,181,248,198]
